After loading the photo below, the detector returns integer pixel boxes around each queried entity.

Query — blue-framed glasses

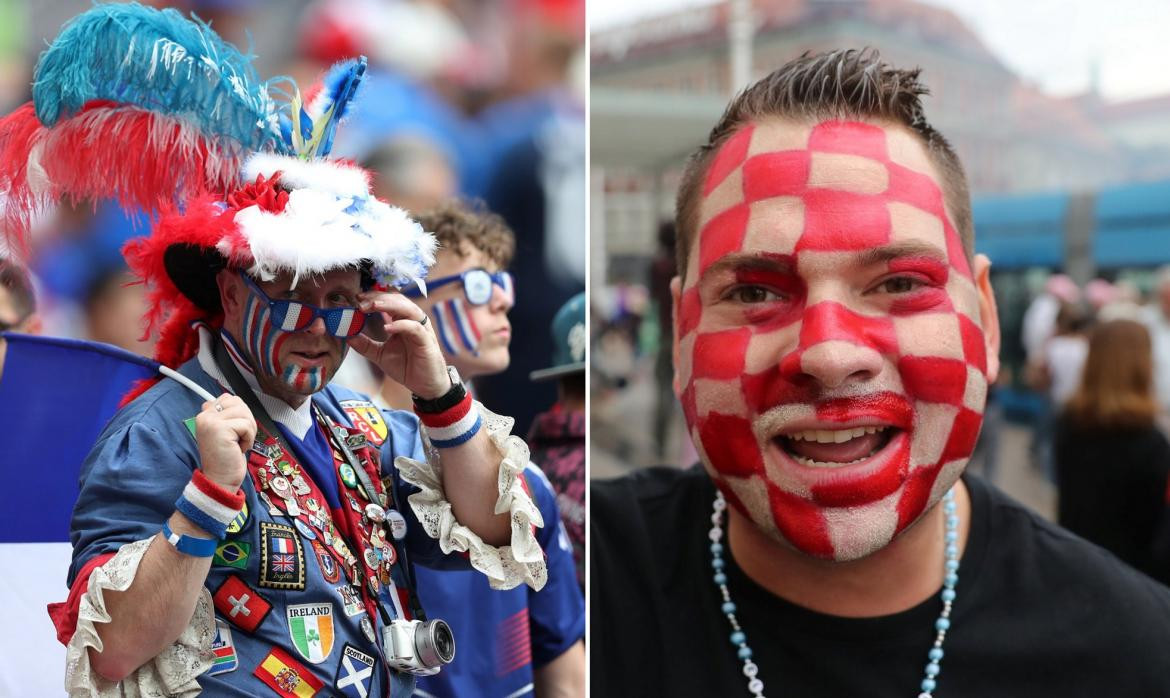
[404,268,514,306]
[241,273,368,338]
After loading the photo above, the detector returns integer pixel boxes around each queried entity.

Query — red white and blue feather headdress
[0,2,435,368]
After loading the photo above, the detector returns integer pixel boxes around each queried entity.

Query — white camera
[383,619,456,675]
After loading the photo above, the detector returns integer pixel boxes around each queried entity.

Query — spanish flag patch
[253,646,325,697]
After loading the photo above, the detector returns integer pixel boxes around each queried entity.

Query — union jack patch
[259,522,305,591]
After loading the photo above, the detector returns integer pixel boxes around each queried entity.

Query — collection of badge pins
[248,427,411,641]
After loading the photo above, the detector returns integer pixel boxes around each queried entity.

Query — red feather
[0,102,48,257]
[123,196,238,368]
[0,101,244,254]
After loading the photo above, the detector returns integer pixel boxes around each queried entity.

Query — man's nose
[305,316,328,335]
[780,301,887,390]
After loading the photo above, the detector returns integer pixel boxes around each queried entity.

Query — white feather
[242,153,370,199]
[229,188,436,288]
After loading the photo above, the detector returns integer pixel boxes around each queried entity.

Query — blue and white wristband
[162,520,218,558]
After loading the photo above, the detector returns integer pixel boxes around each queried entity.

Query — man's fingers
[226,417,257,451]
[359,293,429,322]
[384,318,433,345]
[347,332,378,356]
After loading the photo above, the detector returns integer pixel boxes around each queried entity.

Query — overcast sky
[590,0,1170,102]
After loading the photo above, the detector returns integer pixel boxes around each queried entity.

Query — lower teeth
[790,454,870,468]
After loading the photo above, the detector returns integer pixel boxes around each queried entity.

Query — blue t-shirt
[70,357,464,697]
[413,464,585,698]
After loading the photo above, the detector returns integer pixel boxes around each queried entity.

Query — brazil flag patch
[213,540,251,569]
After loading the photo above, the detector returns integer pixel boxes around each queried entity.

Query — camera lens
[415,619,456,667]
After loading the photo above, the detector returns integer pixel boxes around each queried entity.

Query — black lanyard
[316,405,383,508]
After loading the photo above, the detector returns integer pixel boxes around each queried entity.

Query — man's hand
[350,291,450,399]
[194,394,255,492]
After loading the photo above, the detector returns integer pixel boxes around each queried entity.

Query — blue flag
[0,333,159,543]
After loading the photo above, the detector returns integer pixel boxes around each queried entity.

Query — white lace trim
[64,538,216,697]
[397,401,548,591]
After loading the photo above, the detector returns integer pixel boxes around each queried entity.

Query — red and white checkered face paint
[676,119,990,561]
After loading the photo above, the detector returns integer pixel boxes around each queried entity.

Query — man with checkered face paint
[592,49,1170,698]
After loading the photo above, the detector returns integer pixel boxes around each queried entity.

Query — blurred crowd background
[0,0,585,439]
[589,0,1170,545]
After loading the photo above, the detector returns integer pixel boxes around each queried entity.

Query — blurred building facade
[591,0,1167,279]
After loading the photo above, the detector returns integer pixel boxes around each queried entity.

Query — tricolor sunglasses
[402,268,515,307]
[240,273,368,338]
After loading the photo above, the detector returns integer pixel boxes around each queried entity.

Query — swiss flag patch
[213,574,272,633]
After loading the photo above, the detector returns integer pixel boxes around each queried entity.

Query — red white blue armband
[417,393,481,448]
[174,470,246,540]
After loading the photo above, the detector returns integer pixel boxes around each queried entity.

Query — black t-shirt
[591,466,1170,697]
[1055,416,1170,580]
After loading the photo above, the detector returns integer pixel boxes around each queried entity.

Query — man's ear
[973,254,1000,383]
[216,270,243,319]
[670,275,683,397]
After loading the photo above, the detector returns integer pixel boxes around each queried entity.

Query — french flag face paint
[675,119,992,562]
[432,297,482,358]
[241,282,330,396]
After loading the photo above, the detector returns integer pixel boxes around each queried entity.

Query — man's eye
[727,286,782,303]
[875,277,923,294]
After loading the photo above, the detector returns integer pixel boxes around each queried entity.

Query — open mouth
[775,426,897,468]
[765,422,911,507]
[291,350,329,366]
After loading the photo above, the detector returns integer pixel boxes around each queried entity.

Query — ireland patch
[213,540,251,569]
[259,522,305,590]
[287,602,335,664]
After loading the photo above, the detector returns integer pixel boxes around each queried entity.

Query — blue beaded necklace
[709,488,960,698]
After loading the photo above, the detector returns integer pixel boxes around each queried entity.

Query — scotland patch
[335,644,376,697]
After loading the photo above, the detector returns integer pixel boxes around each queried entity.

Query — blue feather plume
[302,56,367,158]
[32,2,288,154]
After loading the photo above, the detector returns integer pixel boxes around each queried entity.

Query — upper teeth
[787,426,886,443]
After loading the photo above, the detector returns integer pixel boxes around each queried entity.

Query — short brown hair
[414,200,516,269]
[1065,320,1158,430]
[674,48,972,279]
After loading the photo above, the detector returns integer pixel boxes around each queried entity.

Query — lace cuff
[64,537,217,697]
[397,401,548,591]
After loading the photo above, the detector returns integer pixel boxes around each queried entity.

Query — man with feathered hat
[0,4,545,696]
